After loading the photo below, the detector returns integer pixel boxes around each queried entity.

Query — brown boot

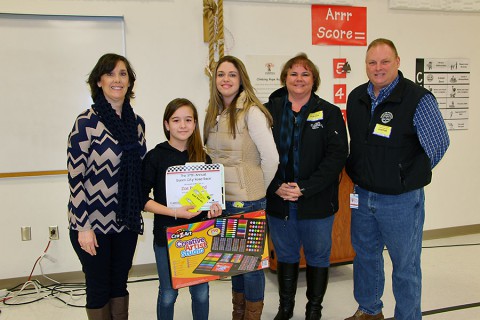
[244,300,264,320]
[232,291,245,320]
[345,310,384,320]
[110,295,129,320]
[86,303,111,320]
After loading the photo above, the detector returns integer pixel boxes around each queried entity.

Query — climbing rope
[217,0,224,58]
[203,0,224,78]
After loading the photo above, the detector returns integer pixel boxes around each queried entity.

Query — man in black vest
[344,38,449,320]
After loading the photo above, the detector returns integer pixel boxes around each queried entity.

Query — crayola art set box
[166,210,269,289]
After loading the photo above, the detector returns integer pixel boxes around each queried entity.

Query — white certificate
[165,163,225,210]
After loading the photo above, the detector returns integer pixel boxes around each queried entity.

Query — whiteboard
[0,13,125,175]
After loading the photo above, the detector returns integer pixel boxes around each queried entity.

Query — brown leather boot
[232,291,245,320]
[244,300,264,320]
[345,310,384,320]
[86,303,111,320]
[110,295,129,320]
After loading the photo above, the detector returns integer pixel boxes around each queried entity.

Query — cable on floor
[2,239,87,308]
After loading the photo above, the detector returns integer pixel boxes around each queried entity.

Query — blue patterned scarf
[277,96,309,182]
[92,92,144,234]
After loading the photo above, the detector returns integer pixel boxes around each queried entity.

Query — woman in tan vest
[204,56,279,320]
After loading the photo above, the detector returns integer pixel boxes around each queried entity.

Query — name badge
[373,123,392,138]
[350,193,359,209]
[307,111,323,121]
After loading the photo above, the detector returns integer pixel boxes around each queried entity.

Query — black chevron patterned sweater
[67,108,147,234]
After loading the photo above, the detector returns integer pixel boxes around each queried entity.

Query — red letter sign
[312,5,367,46]
[333,84,347,104]
[333,58,347,78]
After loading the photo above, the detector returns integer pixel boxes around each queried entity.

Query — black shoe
[305,266,329,320]
[274,262,299,320]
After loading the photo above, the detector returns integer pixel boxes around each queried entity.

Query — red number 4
[333,84,347,104]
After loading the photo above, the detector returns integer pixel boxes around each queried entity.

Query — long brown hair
[204,55,273,142]
[163,98,207,162]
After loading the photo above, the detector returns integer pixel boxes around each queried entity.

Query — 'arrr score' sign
[311,5,367,46]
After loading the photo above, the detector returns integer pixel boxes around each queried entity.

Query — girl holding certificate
[141,98,222,320]
[204,56,279,320]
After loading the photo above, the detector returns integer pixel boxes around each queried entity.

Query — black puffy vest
[346,74,432,195]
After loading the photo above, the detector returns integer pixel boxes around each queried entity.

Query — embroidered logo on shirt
[311,122,323,130]
[380,112,393,124]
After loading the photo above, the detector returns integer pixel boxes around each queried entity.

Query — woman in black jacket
[265,53,348,320]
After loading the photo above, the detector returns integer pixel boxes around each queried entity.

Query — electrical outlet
[21,226,31,241]
[49,226,59,240]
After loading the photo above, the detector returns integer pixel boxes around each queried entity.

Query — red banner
[312,5,367,46]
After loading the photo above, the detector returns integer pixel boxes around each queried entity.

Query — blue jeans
[351,186,425,320]
[154,244,209,320]
[267,203,334,267]
[224,198,266,302]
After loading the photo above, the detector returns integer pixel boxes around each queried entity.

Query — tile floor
[1,233,479,319]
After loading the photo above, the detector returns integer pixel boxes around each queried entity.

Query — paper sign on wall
[333,58,347,78]
[333,84,347,104]
[312,5,367,46]
[415,58,470,130]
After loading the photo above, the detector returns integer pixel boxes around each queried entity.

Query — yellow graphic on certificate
[179,183,211,212]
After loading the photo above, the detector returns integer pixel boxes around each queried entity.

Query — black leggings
[70,229,138,308]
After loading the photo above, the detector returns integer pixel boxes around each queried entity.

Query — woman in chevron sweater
[67,53,146,320]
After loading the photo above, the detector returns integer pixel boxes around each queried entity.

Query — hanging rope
[204,0,216,77]
[203,0,224,79]
[217,0,224,58]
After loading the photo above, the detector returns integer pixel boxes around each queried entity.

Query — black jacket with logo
[346,72,432,195]
[265,87,348,220]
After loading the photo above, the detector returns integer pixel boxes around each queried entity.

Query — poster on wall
[311,5,367,46]
[415,58,470,130]
[246,55,290,103]
[166,210,269,289]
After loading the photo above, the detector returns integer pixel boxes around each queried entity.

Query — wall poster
[246,55,290,103]
[416,58,470,130]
